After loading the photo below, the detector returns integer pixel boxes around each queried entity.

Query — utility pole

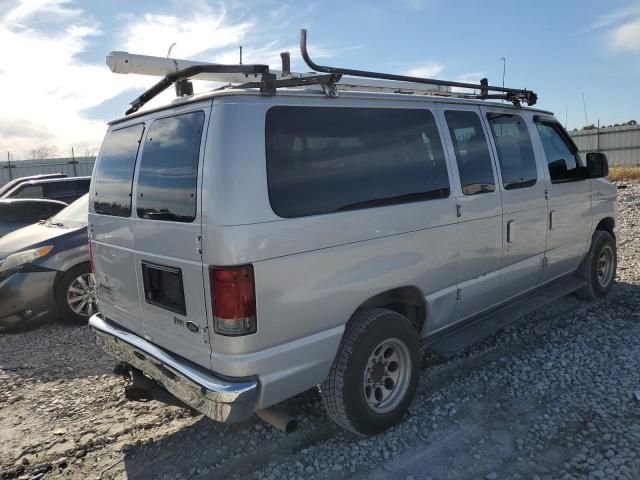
[239,46,243,65]
[500,57,506,88]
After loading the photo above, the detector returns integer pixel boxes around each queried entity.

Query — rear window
[135,111,205,222]
[266,106,450,218]
[93,124,145,217]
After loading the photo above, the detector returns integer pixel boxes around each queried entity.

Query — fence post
[6,151,12,180]
[70,147,78,176]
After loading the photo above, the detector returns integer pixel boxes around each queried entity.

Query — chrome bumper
[89,314,258,423]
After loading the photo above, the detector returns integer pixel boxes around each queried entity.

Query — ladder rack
[117,29,538,116]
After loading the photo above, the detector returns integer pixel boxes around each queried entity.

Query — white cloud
[611,18,640,52]
[120,7,252,59]
[0,1,345,158]
[406,62,444,78]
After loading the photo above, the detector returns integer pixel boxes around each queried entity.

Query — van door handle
[549,210,554,230]
[507,220,514,243]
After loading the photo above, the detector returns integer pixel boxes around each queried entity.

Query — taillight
[88,240,95,274]
[209,265,256,336]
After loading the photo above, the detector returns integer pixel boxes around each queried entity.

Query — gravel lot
[1,181,639,480]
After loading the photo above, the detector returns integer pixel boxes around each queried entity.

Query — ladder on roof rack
[112,29,538,116]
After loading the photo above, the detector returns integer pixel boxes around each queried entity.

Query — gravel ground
[1,181,639,480]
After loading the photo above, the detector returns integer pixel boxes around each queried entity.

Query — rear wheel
[576,230,617,300]
[55,263,97,324]
[321,308,421,436]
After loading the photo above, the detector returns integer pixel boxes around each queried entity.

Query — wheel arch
[351,286,427,334]
[595,217,615,236]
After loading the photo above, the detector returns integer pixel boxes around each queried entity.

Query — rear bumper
[89,314,258,423]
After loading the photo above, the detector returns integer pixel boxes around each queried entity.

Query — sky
[0,0,639,159]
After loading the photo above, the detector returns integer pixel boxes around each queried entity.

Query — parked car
[88,44,616,436]
[0,173,67,197]
[0,198,68,238]
[0,194,94,333]
[1,176,91,204]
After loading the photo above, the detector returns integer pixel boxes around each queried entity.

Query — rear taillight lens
[209,265,256,336]
[88,240,95,274]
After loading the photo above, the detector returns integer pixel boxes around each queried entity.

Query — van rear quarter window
[135,111,205,223]
[486,113,537,190]
[93,124,144,216]
[266,106,450,218]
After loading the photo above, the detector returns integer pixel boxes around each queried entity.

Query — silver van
[89,32,617,436]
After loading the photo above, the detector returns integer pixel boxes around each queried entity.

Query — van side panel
[202,97,459,408]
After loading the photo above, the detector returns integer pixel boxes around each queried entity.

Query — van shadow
[119,387,337,480]
[117,280,640,480]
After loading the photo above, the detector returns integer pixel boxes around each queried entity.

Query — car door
[481,109,548,301]
[533,117,592,282]
[437,106,503,321]
[131,107,212,368]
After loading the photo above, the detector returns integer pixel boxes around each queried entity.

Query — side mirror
[586,152,609,179]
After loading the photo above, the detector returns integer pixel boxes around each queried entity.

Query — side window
[535,121,581,183]
[136,111,205,222]
[12,185,44,199]
[93,124,145,217]
[487,113,537,190]
[444,110,495,195]
[266,106,450,218]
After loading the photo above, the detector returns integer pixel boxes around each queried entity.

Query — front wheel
[321,308,422,436]
[576,230,617,300]
[55,263,97,324]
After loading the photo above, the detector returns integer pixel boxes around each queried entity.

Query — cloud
[120,7,252,59]
[406,63,444,78]
[610,18,640,52]
[583,4,640,52]
[0,1,345,158]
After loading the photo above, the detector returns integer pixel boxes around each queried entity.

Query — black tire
[321,308,422,436]
[576,230,617,300]
[55,263,97,325]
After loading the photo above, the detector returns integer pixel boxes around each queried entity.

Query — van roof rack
[119,29,538,115]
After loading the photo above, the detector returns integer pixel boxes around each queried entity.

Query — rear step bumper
[89,314,258,423]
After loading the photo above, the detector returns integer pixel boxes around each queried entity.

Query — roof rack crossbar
[299,29,537,106]
[126,63,270,115]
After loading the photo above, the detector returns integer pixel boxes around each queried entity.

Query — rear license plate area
[141,262,186,315]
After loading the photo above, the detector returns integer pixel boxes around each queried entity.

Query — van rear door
[131,108,212,368]
[91,123,146,335]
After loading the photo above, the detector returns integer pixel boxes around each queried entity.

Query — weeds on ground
[608,166,640,182]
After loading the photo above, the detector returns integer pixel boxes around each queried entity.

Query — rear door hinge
[200,325,209,344]
[456,288,464,302]
[542,256,549,268]
[456,204,462,218]
[196,235,202,255]
[544,188,549,200]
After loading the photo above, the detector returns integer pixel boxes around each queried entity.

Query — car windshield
[51,194,88,227]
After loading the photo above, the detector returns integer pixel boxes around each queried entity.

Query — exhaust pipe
[256,408,298,433]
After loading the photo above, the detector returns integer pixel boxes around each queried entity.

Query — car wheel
[321,308,422,436]
[576,230,617,300]
[55,263,97,324]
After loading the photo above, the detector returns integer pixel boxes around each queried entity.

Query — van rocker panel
[89,314,257,423]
